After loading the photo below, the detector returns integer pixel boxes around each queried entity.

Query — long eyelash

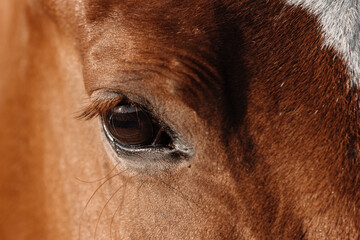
[77,97,123,120]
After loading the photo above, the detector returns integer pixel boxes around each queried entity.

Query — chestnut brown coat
[0,0,359,239]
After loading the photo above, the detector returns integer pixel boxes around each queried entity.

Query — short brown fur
[0,0,359,239]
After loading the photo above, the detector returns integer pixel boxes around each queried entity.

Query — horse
[0,0,359,239]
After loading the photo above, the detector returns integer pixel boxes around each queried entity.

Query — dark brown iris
[103,103,173,148]
[103,104,154,146]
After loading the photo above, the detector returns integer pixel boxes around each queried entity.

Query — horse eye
[102,103,172,148]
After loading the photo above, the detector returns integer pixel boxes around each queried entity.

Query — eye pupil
[104,104,154,146]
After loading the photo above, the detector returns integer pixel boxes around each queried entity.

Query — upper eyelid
[77,90,156,120]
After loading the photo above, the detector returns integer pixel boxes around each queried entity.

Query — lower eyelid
[101,113,195,169]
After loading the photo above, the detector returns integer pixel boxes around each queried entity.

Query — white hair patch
[284,0,360,87]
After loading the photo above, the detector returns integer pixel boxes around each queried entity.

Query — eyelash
[77,97,124,120]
